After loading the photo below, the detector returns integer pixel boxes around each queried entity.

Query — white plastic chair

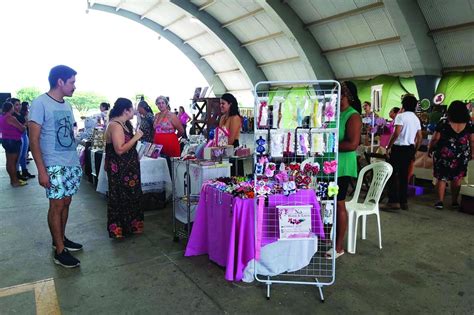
[345,161,393,254]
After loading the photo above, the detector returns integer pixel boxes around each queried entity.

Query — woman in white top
[383,95,422,210]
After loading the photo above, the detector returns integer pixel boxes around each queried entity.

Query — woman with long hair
[428,101,473,209]
[104,98,144,239]
[137,99,155,143]
[0,101,27,187]
[219,93,241,147]
[153,96,183,157]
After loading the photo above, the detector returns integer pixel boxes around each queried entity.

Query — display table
[185,185,324,282]
[96,154,172,196]
[173,160,231,224]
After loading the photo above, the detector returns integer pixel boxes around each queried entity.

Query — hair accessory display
[323,160,337,174]
[256,179,272,196]
[316,182,329,199]
[265,162,277,177]
[270,131,284,157]
[255,136,266,154]
[283,181,296,196]
[326,133,336,153]
[311,133,325,154]
[328,182,339,197]
[257,100,268,128]
[324,95,337,122]
[297,133,309,155]
[303,162,320,176]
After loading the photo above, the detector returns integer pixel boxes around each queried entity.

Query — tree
[68,91,108,115]
[16,87,42,104]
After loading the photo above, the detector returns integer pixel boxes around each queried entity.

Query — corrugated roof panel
[325,21,355,48]
[148,2,188,26]
[204,0,261,24]
[261,62,310,82]
[310,24,339,51]
[434,29,474,68]
[362,7,398,38]
[326,54,354,79]
[218,72,251,90]
[418,0,474,30]
[246,40,289,64]
[120,0,156,14]
[227,19,273,43]
[253,13,282,34]
[379,43,412,73]
[344,49,372,75]
[205,53,239,73]
[341,14,376,43]
[286,0,322,23]
[167,18,206,40]
[188,33,223,54]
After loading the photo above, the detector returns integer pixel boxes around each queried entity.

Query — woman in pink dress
[153,96,184,157]
[178,106,191,139]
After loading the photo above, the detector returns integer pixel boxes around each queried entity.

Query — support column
[414,75,440,101]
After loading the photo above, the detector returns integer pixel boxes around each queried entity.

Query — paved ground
[0,150,473,314]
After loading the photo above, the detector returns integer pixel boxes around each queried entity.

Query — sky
[0,0,209,109]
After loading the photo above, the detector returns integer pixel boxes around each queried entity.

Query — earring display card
[296,129,310,155]
[270,130,285,157]
[310,132,326,154]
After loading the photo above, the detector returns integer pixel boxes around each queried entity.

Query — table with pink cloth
[184,185,324,282]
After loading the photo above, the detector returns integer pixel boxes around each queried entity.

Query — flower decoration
[303,162,320,176]
[264,162,276,177]
[328,182,339,197]
[323,160,337,174]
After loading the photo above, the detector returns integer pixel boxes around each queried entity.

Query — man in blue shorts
[29,65,83,268]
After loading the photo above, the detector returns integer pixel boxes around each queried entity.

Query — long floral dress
[433,119,473,181]
[105,122,143,238]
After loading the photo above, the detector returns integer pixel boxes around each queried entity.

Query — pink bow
[323,160,337,174]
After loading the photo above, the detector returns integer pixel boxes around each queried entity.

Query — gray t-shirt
[30,93,80,167]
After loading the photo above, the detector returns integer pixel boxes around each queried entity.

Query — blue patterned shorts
[45,166,83,199]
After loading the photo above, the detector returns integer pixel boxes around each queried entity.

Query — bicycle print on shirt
[54,111,75,150]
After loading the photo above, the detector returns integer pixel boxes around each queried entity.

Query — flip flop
[11,180,28,187]
[325,248,344,259]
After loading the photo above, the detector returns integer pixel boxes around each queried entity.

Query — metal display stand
[253,80,340,302]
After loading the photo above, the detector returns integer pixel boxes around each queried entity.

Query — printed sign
[277,205,313,239]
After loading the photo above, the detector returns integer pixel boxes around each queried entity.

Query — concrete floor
[1,150,473,314]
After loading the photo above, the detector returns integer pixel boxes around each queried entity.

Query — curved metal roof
[89,0,474,96]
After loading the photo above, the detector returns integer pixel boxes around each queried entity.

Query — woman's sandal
[325,248,345,259]
[11,180,28,187]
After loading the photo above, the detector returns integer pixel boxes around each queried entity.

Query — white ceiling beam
[200,48,226,59]
[115,0,126,12]
[222,8,265,28]
[241,32,284,47]
[322,36,400,54]
[428,21,474,35]
[257,56,300,68]
[140,1,162,20]
[163,15,187,30]
[215,68,240,76]
[198,0,216,11]
[183,31,207,44]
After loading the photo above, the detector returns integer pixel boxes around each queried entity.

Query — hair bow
[275,170,289,184]
[264,162,276,177]
[323,160,338,174]
[316,182,329,199]
[283,181,296,196]
[328,182,339,197]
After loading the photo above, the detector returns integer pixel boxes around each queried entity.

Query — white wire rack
[253,80,340,302]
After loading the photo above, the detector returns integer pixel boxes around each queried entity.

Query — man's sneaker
[52,237,83,252]
[434,201,444,210]
[22,170,36,179]
[53,249,80,268]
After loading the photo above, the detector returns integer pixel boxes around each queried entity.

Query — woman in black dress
[137,99,155,143]
[104,98,144,238]
[428,101,474,209]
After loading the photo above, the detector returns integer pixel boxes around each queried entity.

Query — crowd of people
[1,64,472,268]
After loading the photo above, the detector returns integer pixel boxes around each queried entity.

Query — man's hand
[38,171,51,188]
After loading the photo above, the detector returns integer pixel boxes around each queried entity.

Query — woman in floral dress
[428,101,474,210]
[105,98,144,238]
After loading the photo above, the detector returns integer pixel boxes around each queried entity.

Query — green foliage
[68,91,108,114]
[15,87,42,104]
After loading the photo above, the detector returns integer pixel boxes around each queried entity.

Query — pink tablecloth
[184,185,323,281]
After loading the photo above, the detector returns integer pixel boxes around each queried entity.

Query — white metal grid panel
[417,0,474,30]
[434,29,474,68]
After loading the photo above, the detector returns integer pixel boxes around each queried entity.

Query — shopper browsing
[382,95,422,210]
[29,65,83,268]
[219,93,241,147]
[428,101,474,210]
[153,95,183,157]
[105,98,144,238]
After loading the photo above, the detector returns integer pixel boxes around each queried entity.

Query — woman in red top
[0,101,27,186]
[153,96,184,157]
